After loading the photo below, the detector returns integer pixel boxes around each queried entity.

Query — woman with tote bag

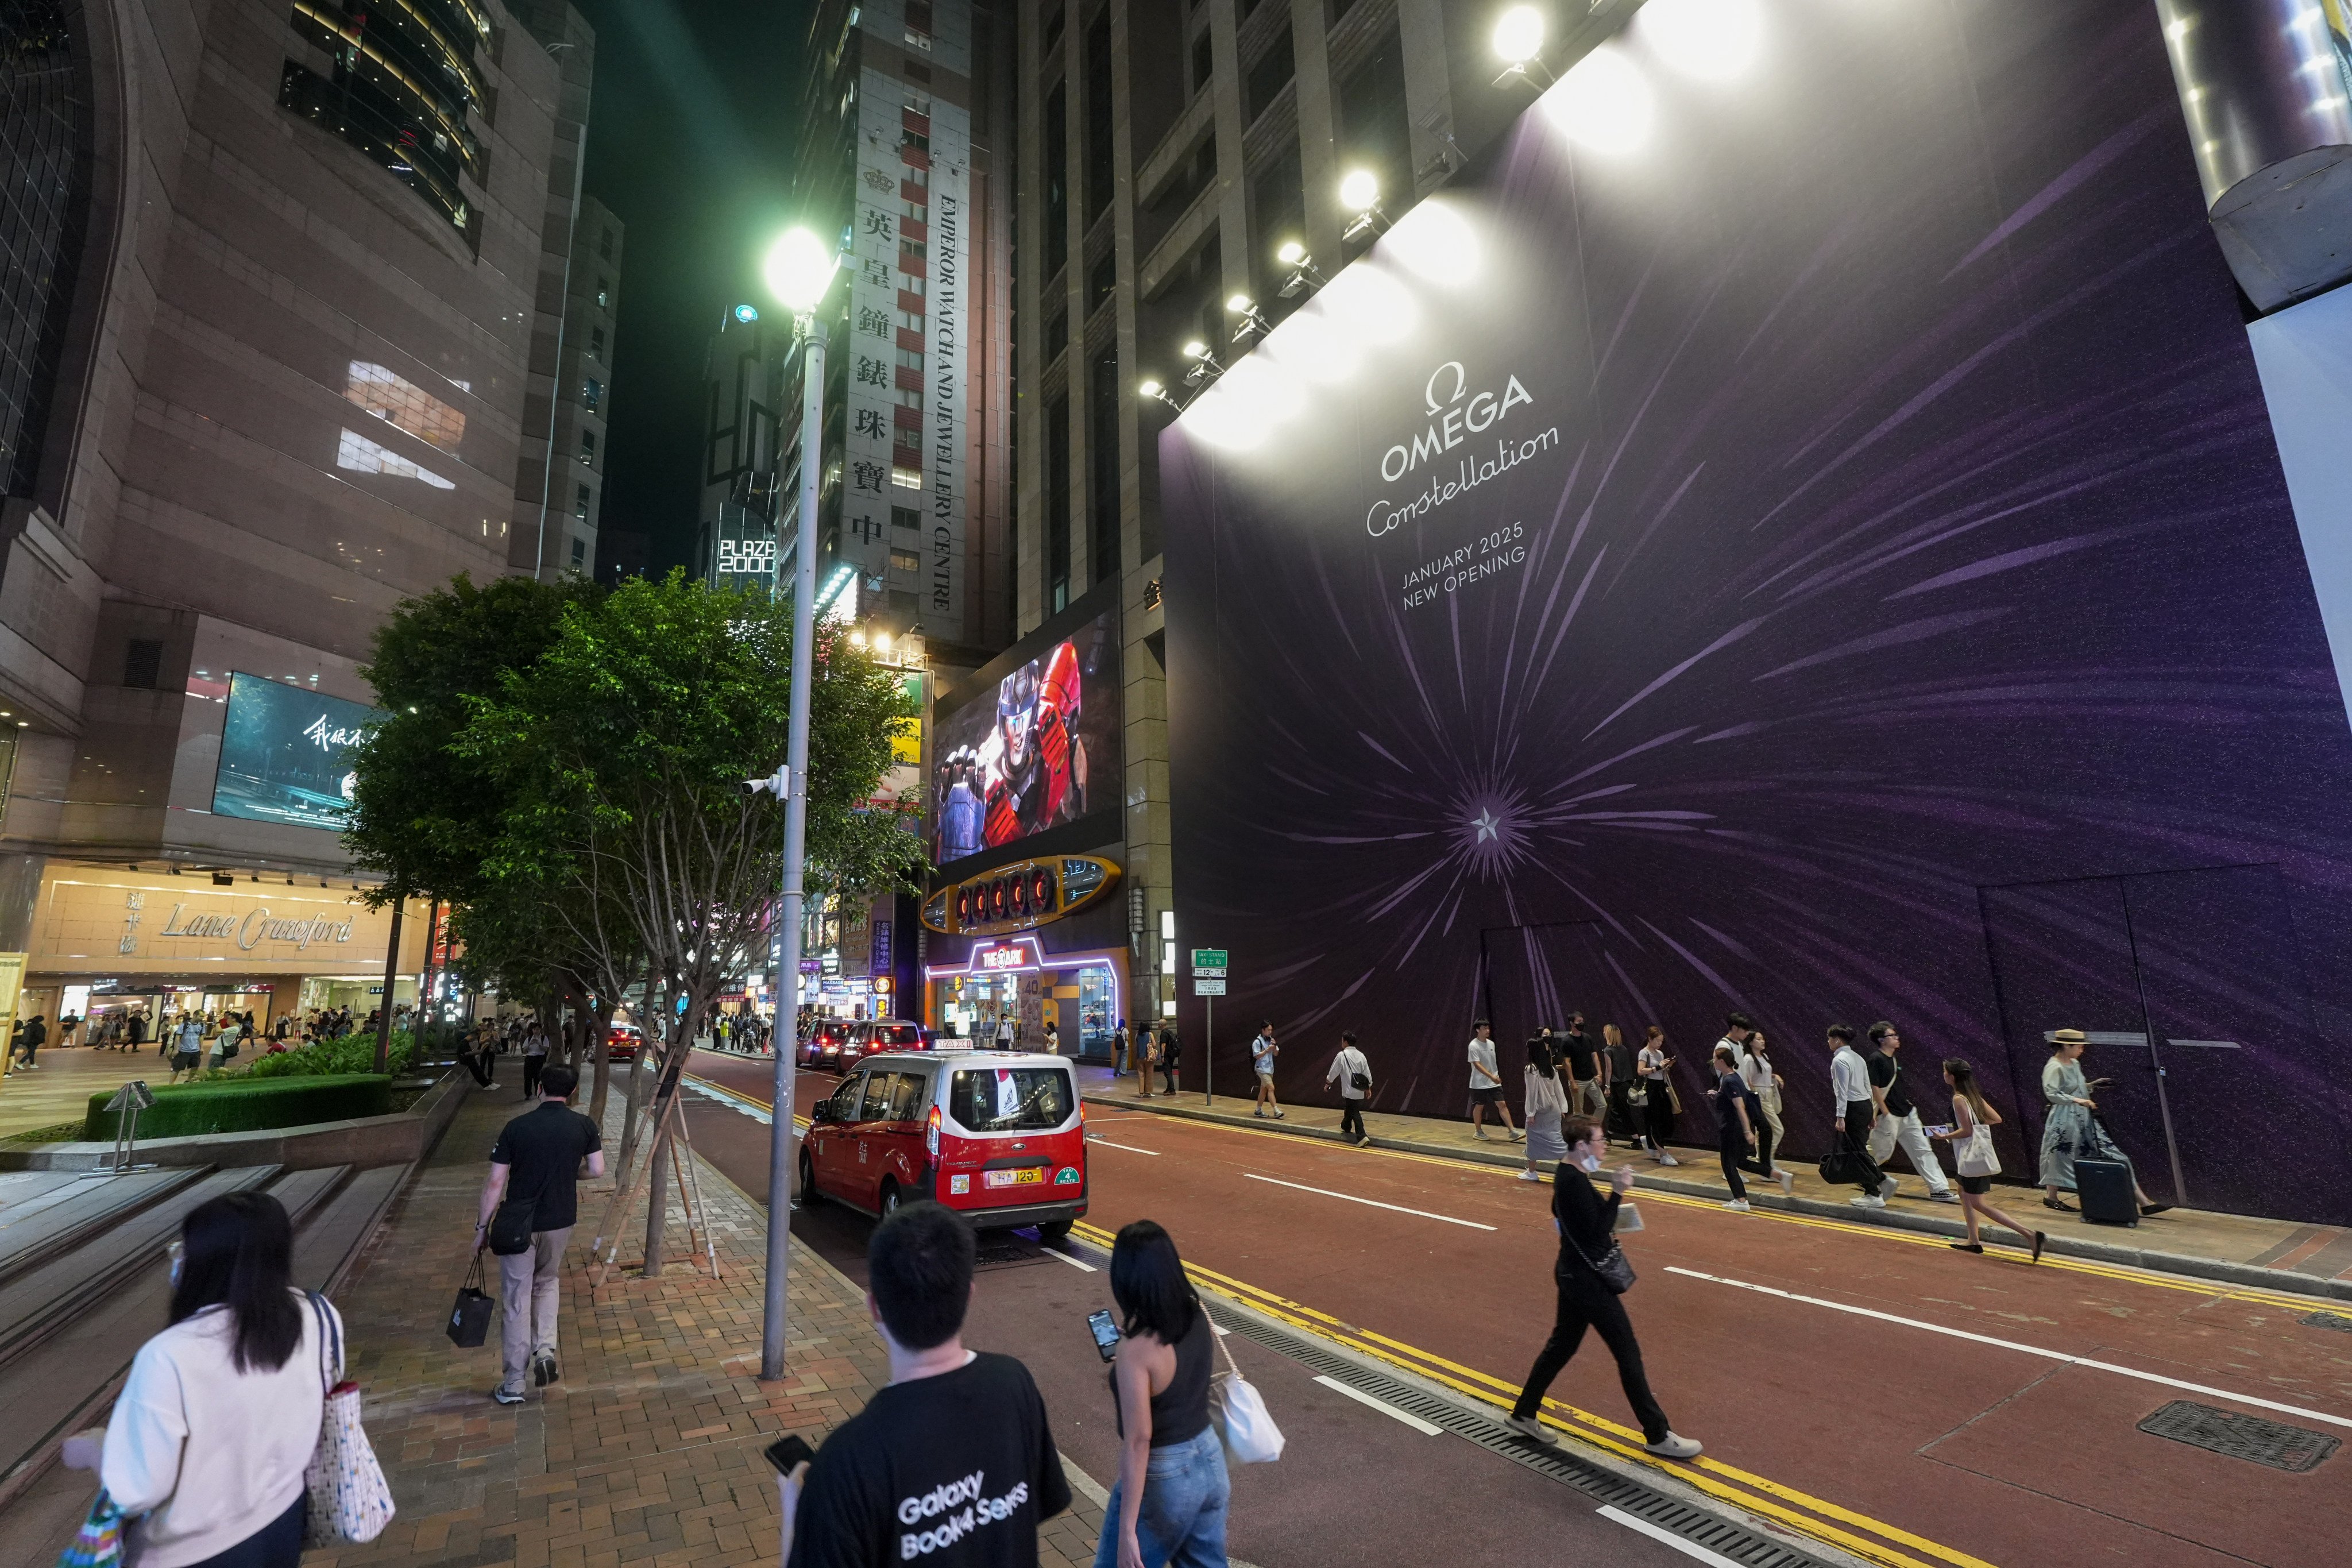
[1097,1221,1238,1568]
[70,1192,386,1567]
[1933,1060,2045,1261]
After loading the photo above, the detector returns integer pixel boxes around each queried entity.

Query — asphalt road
[674,1051,2352,1568]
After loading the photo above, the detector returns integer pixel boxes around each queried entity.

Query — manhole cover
[2137,1400,2339,1473]
[2301,1310,2352,1334]
[972,1235,1051,1272]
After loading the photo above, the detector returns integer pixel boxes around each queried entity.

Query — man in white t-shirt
[1468,1021,1522,1142]
[1250,1023,1282,1118]
[1325,1031,1372,1146]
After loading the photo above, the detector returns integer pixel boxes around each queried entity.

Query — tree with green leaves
[461,571,925,1249]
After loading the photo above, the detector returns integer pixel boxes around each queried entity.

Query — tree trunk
[587,994,615,1129]
[613,979,659,1183]
[641,1114,670,1277]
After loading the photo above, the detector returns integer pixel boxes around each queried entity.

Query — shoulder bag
[303,1292,396,1546]
[1955,1114,2000,1179]
[1208,1320,1285,1462]
[55,1490,134,1568]
[1564,1226,1637,1295]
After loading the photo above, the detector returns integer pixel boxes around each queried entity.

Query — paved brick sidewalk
[313,1080,1107,1568]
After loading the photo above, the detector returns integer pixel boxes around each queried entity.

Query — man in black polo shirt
[476,1064,604,1404]
[781,1202,1070,1568]
[1561,1014,1606,1121]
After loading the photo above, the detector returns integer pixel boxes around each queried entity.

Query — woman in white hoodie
[98,1192,338,1567]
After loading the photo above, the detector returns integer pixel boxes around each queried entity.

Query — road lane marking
[1071,1217,1988,1568]
[1242,1173,1497,1230]
[1312,1374,1444,1435]
[1043,1245,1097,1272]
[1599,1505,1747,1566]
[685,1074,810,1133]
[1086,1136,1162,1156]
[1666,1265,2352,1432]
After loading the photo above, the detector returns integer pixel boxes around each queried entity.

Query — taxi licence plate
[984,1168,1044,1189]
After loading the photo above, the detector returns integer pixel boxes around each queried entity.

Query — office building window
[1338,28,1410,217]
[574,482,591,521]
[344,362,465,451]
[1044,81,1068,281]
[890,549,920,574]
[1088,348,1120,582]
[598,227,615,260]
[892,505,920,530]
[570,536,586,566]
[581,377,604,411]
[1247,30,1295,123]
[1046,392,1071,611]
[1191,30,1211,98]
[596,280,610,307]
[1086,11,1114,222]
[1088,252,1117,315]
[589,326,605,358]
[1045,310,1068,362]
[122,639,164,690]
[1,0,88,501]
[579,429,595,465]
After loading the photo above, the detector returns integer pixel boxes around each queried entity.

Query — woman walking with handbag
[1098,1221,1230,1568]
[1521,1029,1570,1181]
[77,1192,351,1566]
[1503,1117,1702,1459]
[1934,1060,2045,1261]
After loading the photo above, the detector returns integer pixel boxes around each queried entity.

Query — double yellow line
[1070,1215,1991,1568]
[682,1073,810,1132]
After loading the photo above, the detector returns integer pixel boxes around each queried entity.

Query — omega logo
[1380,361,1535,485]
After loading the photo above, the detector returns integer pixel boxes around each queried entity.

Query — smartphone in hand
[1087,1308,1122,1361]
[764,1434,816,1475]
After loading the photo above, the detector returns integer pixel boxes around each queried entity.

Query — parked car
[606,1021,643,1061]
[799,1017,855,1069]
[797,1050,1086,1239]
[836,1018,928,1069]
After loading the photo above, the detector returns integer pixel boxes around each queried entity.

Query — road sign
[1191,948,1228,970]
[1192,965,1227,979]
[1193,978,1226,996]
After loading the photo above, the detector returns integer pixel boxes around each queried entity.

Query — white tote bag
[303,1292,396,1546]
[1208,1323,1285,1463]
[1956,1121,2000,1179]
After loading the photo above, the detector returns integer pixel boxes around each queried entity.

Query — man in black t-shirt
[477,1064,604,1404]
[782,1202,1069,1568]
[1561,1014,1606,1120]
[1864,1022,1954,1203]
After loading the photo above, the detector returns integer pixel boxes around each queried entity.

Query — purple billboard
[1160,1,2352,1225]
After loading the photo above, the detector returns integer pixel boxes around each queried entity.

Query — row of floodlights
[1142,0,1764,410]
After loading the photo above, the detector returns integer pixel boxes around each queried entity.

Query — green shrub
[83,1073,393,1141]
[241,1030,416,1080]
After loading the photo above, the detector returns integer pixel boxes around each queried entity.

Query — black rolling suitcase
[2075,1157,2138,1226]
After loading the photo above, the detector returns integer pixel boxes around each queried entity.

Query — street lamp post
[759,226,839,1383]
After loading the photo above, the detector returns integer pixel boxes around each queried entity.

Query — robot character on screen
[934,747,985,863]
[978,640,1089,848]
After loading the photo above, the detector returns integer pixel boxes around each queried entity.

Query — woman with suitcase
[2038,1031,2168,1217]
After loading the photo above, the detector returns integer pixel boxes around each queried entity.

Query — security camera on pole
[756,225,840,1384]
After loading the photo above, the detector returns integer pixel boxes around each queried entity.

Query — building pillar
[0,854,44,952]
[2156,0,2352,310]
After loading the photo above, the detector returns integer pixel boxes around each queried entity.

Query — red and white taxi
[797,1049,1086,1238]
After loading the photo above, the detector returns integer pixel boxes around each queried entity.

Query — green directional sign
[1191,948,1228,970]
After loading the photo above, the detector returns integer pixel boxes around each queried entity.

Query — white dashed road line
[1242,1173,1497,1230]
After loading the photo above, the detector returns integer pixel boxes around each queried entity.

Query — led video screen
[211,674,384,831]
[930,608,1121,867]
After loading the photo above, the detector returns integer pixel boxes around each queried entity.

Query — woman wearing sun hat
[2039,1029,2168,1216]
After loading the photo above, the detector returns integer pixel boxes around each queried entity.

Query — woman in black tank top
[1097,1222,1230,1568]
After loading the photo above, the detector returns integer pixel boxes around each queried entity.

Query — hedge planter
[84,1073,393,1141]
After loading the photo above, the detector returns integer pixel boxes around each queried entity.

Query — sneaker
[1253,1109,1267,1118]
[1504,1415,1559,1447]
[1517,1169,1543,1182]
[1657,1152,1679,1167]
[1721,1198,1751,1212]
[1849,1194,1886,1209]
[1882,1176,1901,1200]
[1474,1129,1490,1141]
[1929,1189,1959,1204]
[1645,1432,1704,1460]
[1507,1130,1524,1143]
[530,1351,559,1388]
[491,1386,525,1406]
[1272,1110,1285,1119]
[1776,1170,1794,1197]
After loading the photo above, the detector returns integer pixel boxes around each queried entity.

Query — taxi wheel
[1038,1220,1072,1243]
[797,1149,816,1203]
[879,1180,903,1219]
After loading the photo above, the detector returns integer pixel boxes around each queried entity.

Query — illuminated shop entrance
[925,937,1124,1057]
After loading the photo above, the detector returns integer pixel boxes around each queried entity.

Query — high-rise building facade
[0,0,588,1030]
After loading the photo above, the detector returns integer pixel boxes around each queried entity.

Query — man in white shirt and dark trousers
[1326,1031,1373,1145]
[1828,1024,1894,1207]
[1468,1021,1523,1142]
[1866,1022,1955,1202]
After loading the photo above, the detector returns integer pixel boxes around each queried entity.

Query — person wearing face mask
[1501,1118,1702,1460]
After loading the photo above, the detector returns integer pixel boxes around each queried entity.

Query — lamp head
[1182,339,1210,361]
[1338,168,1381,213]
[1493,5,1546,65]
[762,227,839,313]
[1138,378,1164,399]
[1226,292,1255,314]
[1276,240,1307,266]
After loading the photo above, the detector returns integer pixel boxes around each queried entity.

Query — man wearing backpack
[1326,1032,1373,1146]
